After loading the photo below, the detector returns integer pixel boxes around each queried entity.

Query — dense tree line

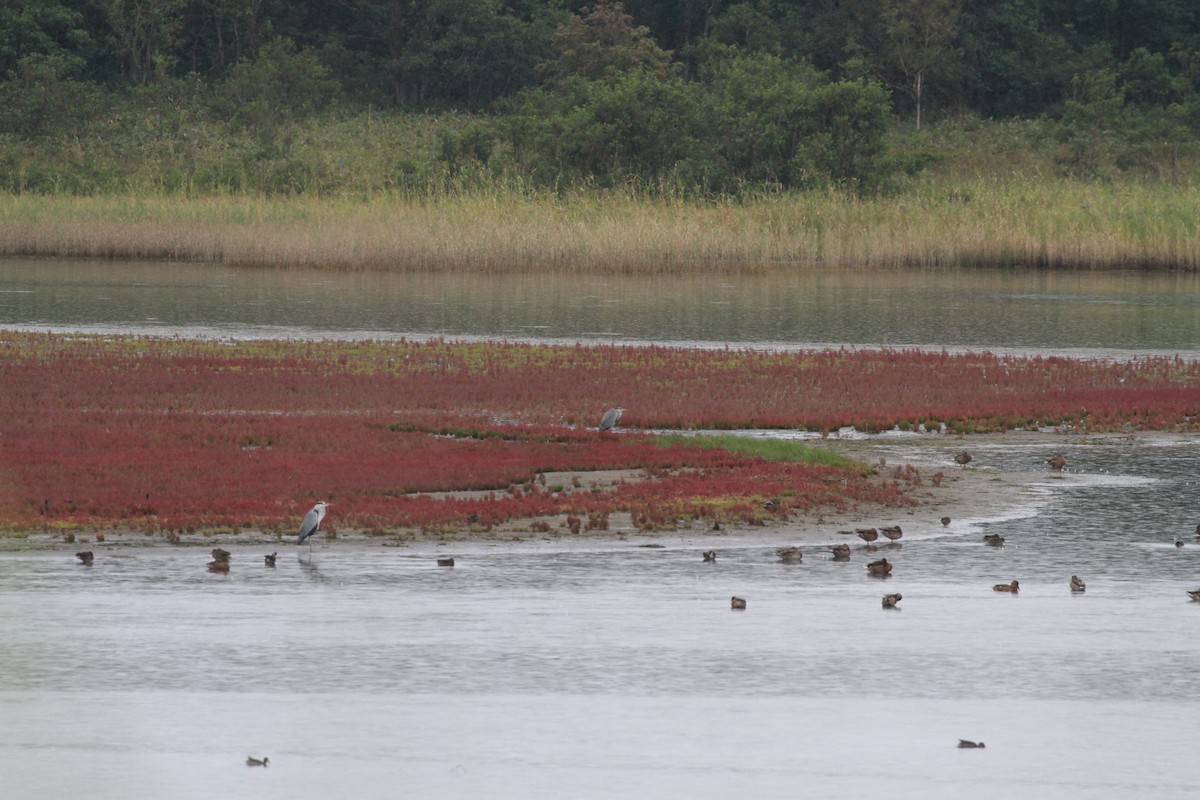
[2,0,1199,193]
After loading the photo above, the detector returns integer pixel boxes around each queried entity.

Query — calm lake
[3,257,1200,356]
[2,257,1200,799]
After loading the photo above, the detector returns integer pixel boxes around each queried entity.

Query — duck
[983,533,1005,546]
[1046,453,1067,472]
[940,516,951,526]
[211,548,231,562]
[880,525,903,543]
[1175,539,1185,548]
[866,557,892,577]
[856,528,879,543]
[776,547,803,564]
[882,593,902,608]
[1188,589,1200,601]
[1070,575,1086,592]
[702,550,717,563]
[246,756,269,767]
[730,596,747,610]
[75,551,94,565]
[957,740,985,749]
[954,451,972,468]
[828,544,851,561]
[437,557,455,567]
[993,580,1019,593]
[207,559,230,573]
[264,552,277,567]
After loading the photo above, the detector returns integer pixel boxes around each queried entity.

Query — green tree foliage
[1,0,1199,194]
[880,0,963,129]
[0,54,99,137]
[545,0,675,84]
[215,37,338,135]
[703,53,891,189]
[0,0,91,78]
[94,0,187,85]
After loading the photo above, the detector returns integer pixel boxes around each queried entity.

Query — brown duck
[993,580,1019,593]
[856,528,879,544]
[776,547,803,564]
[866,558,892,577]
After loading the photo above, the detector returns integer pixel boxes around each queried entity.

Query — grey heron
[297,501,330,552]
[598,407,625,432]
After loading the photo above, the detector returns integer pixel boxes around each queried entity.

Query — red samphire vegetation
[2,332,1198,533]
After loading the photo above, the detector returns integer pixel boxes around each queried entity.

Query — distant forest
[4,0,1199,194]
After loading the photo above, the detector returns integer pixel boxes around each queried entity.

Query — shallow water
[4,258,1200,357]
[4,437,1200,799]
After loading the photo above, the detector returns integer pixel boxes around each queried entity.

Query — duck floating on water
[264,552,277,567]
[882,593,902,608]
[702,550,717,563]
[246,756,269,767]
[776,547,803,564]
[211,548,231,563]
[866,558,892,577]
[1070,575,1086,592]
[828,544,851,561]
[957,740,985,749]
[75,551,94,565]
[983,534,1005,546]
[730,596,747,610]
[993,580,1019,593]
[1046,453,1067,472]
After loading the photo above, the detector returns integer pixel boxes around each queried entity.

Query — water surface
[3,437,1200,799]
[3,258,1200,356]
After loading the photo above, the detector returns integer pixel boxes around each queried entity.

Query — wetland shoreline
[4,431,1074,552]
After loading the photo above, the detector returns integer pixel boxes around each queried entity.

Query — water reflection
[4,258,1200,357]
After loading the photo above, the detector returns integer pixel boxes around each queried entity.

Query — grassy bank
[2,177,1199,272]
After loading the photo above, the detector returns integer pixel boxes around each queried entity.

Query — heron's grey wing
[297,508,320,543]
[599,409,617,431]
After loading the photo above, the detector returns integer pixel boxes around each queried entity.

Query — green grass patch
[654,433,861,469]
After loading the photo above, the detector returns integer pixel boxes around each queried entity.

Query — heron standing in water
[297,501,330,553]
[598,407,625,432]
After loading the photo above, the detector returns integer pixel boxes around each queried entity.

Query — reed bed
[2,178,1199,272]
[3,333,1198,534]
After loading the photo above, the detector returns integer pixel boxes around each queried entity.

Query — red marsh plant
[2,332,1198,532]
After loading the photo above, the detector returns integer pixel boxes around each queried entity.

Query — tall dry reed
[2,179,1198,272]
